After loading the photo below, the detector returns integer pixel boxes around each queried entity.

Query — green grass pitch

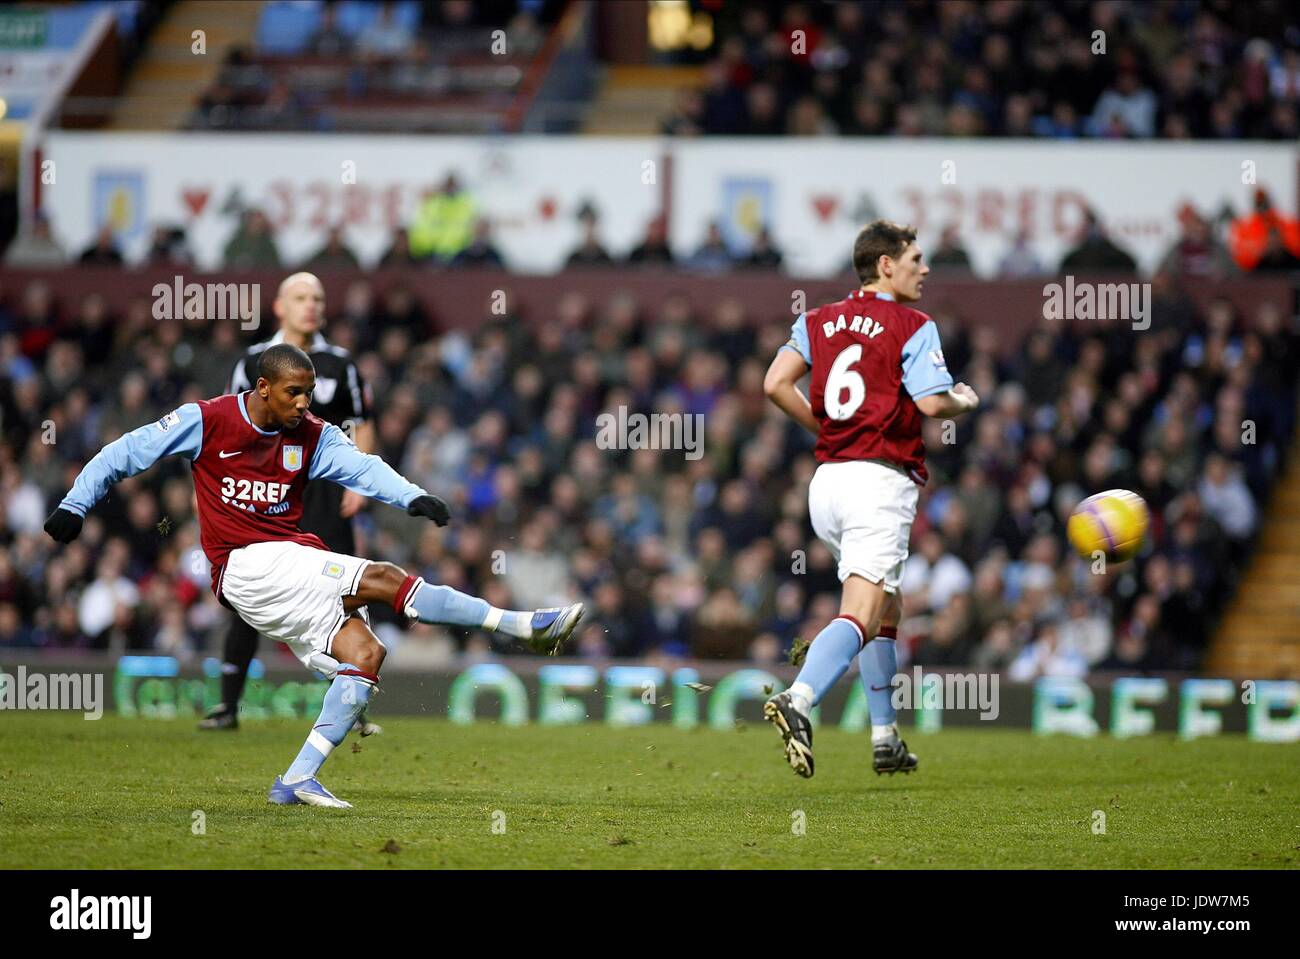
[2,713,1296,869]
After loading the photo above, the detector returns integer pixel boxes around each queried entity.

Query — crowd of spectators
[0,263,1294,678]
[191,0,564,133]
[12,175,1300,279]
[1,201,793,276]
[662,0,1300,140]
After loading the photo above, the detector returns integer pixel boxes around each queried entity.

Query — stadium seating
[190,0,560,133]
[658,1,1300,139]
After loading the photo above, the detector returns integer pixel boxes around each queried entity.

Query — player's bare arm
[764,348,819,435]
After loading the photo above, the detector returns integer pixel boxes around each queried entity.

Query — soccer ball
[1066,489,1149,563]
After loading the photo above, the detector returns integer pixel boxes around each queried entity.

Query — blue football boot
[526,603,585,655]
[268,775,353,809]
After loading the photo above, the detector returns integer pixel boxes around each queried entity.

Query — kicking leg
[200,613,259,730]
[268,617,384,810]
[347,562,584,655]
[858,590,917,774]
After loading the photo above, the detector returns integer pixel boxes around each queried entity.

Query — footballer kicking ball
[1067,489,1149,563]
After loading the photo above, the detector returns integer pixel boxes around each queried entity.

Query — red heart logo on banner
[811,195,839,222]
[181,188,211,217]
[538,196,557,220]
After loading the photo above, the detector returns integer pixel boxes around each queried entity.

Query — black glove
[407,494,450,527]
[44,508,84,543]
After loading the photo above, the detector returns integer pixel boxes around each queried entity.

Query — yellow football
[1067,489,1149,563]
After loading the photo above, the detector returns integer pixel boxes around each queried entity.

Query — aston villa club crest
[283,445,303,471]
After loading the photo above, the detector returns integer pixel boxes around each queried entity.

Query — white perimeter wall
[35,133,1297,277]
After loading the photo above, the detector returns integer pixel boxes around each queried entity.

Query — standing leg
[269,617,385,809]
[310,500,382,737]
[349,608,382,738]
[858,590,918,774]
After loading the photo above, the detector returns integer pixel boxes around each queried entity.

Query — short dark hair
[257,343,314,384]
[852,220,918,283]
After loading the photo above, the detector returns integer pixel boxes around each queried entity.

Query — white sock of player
[871,723,899,744]
[788,681,814,715]
[481,606,533,639]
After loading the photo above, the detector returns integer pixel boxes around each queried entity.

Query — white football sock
[484,608,532,639]
[789,681,814,715]
[872,722,898,744]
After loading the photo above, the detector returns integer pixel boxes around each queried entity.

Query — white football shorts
[219,540,372,670]
[807,460,919,594]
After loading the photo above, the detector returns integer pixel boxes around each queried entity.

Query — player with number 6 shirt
[761,219,980,779]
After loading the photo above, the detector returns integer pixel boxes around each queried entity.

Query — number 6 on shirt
[824,344,866,421]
